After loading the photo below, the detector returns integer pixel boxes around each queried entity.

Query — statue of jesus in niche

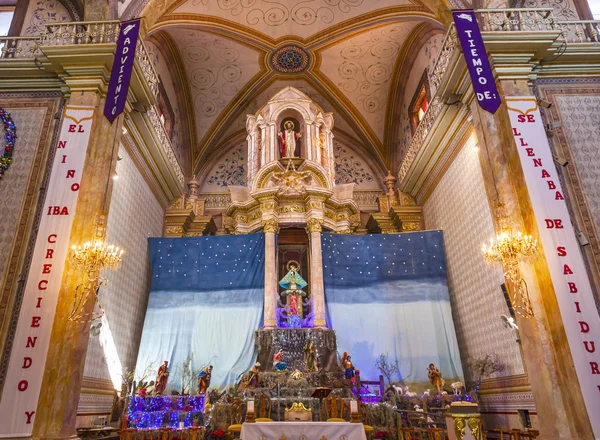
[278,120,302,158]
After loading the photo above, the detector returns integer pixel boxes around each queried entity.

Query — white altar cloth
[240,422,367,440]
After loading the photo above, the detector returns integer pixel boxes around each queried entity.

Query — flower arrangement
[207,428,226,439]
[374,430,391,440]
[0,107,16,178]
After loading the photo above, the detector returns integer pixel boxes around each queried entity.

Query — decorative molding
[202,193,233,210]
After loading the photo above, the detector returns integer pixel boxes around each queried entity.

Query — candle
[247,400,255,413]
[350,400,358,413]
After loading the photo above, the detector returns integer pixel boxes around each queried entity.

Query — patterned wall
[423,135,525,381]
[521,0,581,20]
[0,108,46,289]
[20,0,71,36]
[83,145,165,382]
[333,141,380,189]
[199,143,246,192]
[399,34,443,160]
[319,22,417,141]
[554,94,600,237]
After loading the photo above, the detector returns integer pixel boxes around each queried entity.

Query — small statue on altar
[427,364,445,395]
[341,352,355,380]
[278,120,301,158]
[304,340,318,372]
[154,361,169,395]
[273,349,287,371]
[279,261,308,328]
[238,362,261,392]
[197,365,213,395]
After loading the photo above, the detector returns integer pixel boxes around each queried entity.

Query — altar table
[240,422,367,440]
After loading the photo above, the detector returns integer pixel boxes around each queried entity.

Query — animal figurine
[403,386,417,397]
[451,382,465,395]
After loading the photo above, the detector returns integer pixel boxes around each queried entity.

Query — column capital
[306,218,323,233]
[262,218,279,234]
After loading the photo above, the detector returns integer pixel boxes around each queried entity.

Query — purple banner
[104,19,141,123]
[452,10,501,114]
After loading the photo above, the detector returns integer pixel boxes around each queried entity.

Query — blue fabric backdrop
[322,231,463,389]
[135,234,264,391]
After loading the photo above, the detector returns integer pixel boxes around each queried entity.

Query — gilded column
[263,219,279,328]
[307,218,326,328]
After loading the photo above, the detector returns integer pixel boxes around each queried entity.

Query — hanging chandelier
[481,217,538,318]
[69,218,124,323]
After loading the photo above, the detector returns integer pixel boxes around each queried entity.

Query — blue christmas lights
[127,395,205,429]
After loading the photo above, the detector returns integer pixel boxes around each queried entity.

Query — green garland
[0,107,16,177]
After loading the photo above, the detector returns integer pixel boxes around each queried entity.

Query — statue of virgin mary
[279,262,308,328]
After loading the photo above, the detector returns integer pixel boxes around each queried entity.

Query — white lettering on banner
[0,106,95,438]
[507,97,600,439]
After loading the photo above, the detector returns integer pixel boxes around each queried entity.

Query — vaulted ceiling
[124,0,451,176]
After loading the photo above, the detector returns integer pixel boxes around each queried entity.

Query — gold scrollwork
[250,210,261,221]
[262,201,276,211]
[263,219,280,234]
[454,417,466,440]
[307,200,323,210]
[166,226,183,235]
[468,417,481,440]
[279,205,305,213]
[401,222,420,232]
[306,218,323,233]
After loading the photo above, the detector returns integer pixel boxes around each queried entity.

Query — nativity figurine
[427,363,445,395]
[341,352,355,380]
[304,340,317,372]
[154,360,169,395]
[197,365,213,395]
[238,362,261,392]
[273,349,287,371]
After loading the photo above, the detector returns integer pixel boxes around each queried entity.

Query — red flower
[209,429,226,438]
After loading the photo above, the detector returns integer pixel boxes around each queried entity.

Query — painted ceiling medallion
[271,46,310,73]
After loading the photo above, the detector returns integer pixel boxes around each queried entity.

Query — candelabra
[69,235,124,323]
[482,227,538,318]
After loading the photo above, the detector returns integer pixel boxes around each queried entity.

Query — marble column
[307,219,326,328]
[263,219,279,328]
[32,91,123,440]
[470,77,594,439]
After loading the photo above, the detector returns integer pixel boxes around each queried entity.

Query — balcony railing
[399,8,600,184]
[0,36,42,59]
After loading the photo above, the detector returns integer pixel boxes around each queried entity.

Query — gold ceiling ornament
[481,207,538,318]
[68,215,124,324]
